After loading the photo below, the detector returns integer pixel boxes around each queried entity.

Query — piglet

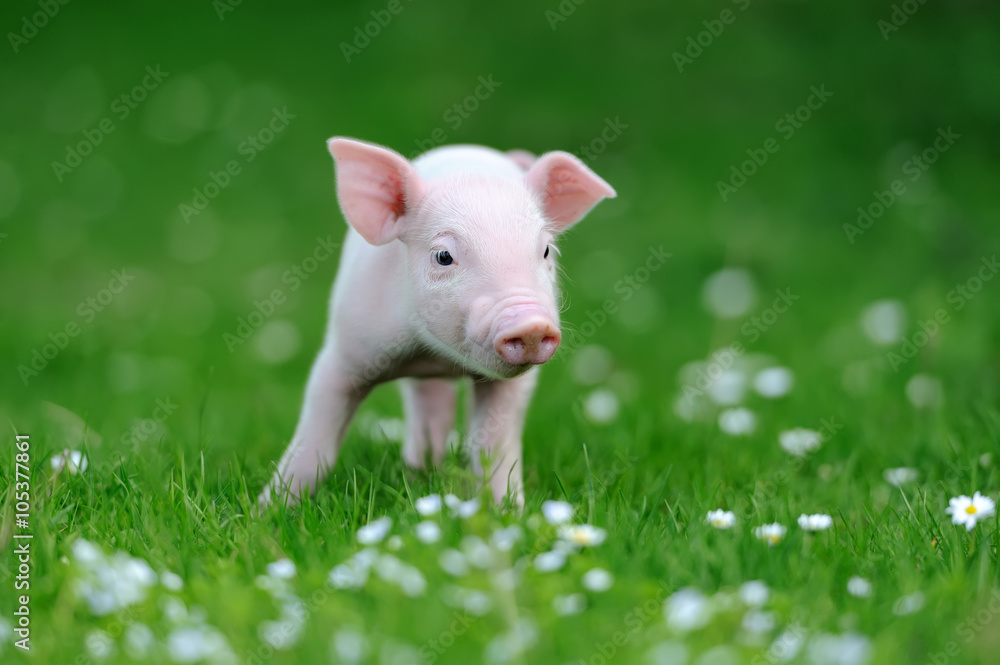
[259,137,616,507]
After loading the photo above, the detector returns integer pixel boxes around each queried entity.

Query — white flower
[266,558,296,579]
[415,494,442,516]
[491,525,523,551]
[443,494,462,509]
[438,549,469,576]
[123,623,154,659]
[702,268,757,319]
[582,568,614,592]
[769,627,807,663]
[883,467,918,487]
[718,407,757,436]
[584,389,619,423]
[533,550,566,572]
[552,593,587,616]
[945,492,995,531]
[331,627,369,665]
[166,625,235,663]
[542,500,574,525]
[754,523,787,546]
[739,580,770,607]
[847,577,872,598]
[160,571,183,591]
[797,514,833,531]
[807,632,872,665]
[753,367,794,398]
[452,498,480,519]
[664,587,712,632]
[905,373,942,408]
[329,553,371,590]
[259,616,303,650]
[460,535,495,569]
[373,554,426,597]
[386,535,403,551]
[742,609,776,635]
[558,524,607,547]
[85,629,116,661]
[414,520,442,544]
[892,591,925,616]
[645,641,689,665]
[707,369,748,406]
[356,516,392,545]
[779,428,822,457]
[706,509,736,529]
[861,300,905,345]
[51,449,88,474]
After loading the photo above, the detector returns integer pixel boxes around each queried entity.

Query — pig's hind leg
[259,344,368,507]
[400,378,457,469]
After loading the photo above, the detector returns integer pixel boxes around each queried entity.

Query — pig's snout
[493,308,561,366]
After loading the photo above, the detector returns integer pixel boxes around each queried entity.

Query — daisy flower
[797,514,833,531]
[356,516,392,545]
[753,367,794,398]
[883,467,918,487]
[706,509,736,529]
[414,494,442,516]
[541,500,574,525]
[50,449,88,474]
[558,524,607,547]
[778,429,822,457]
[847,576,872,598]
[718,408,757,436]
[582,568,614,592]
[414,521,442,544]
[945,492,996,531]
[753,523,787,546]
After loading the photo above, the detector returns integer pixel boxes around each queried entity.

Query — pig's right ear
[327,137,424,246]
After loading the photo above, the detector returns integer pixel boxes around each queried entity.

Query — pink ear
[525,151,616,230]
[327,137,424,246]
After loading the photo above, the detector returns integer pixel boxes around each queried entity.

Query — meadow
[1,1,999,663]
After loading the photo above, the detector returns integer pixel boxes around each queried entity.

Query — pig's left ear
[525,151,616,231]
[327,137,424,246]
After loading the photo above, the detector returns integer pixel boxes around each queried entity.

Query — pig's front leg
[467,369,539,508]
[400,378,457,469]
[259,343,368,507]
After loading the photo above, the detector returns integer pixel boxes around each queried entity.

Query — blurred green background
[2,0,1000,662]
[3,0,998,445]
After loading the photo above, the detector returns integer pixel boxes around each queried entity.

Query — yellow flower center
[965,505,977,515]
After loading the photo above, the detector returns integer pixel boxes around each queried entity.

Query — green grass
[2,0,1000,663]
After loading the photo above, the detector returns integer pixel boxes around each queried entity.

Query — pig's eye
[434,250,454,266]
[543,245,551,259]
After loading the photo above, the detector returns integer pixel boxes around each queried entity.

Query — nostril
[541,335,559,347]
[503,337,524,350]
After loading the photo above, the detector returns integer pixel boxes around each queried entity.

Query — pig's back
[413,145,524,182]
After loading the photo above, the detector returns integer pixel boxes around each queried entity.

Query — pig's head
[328,137,616,379]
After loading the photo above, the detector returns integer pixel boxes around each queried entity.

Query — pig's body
[259,139,615,508]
